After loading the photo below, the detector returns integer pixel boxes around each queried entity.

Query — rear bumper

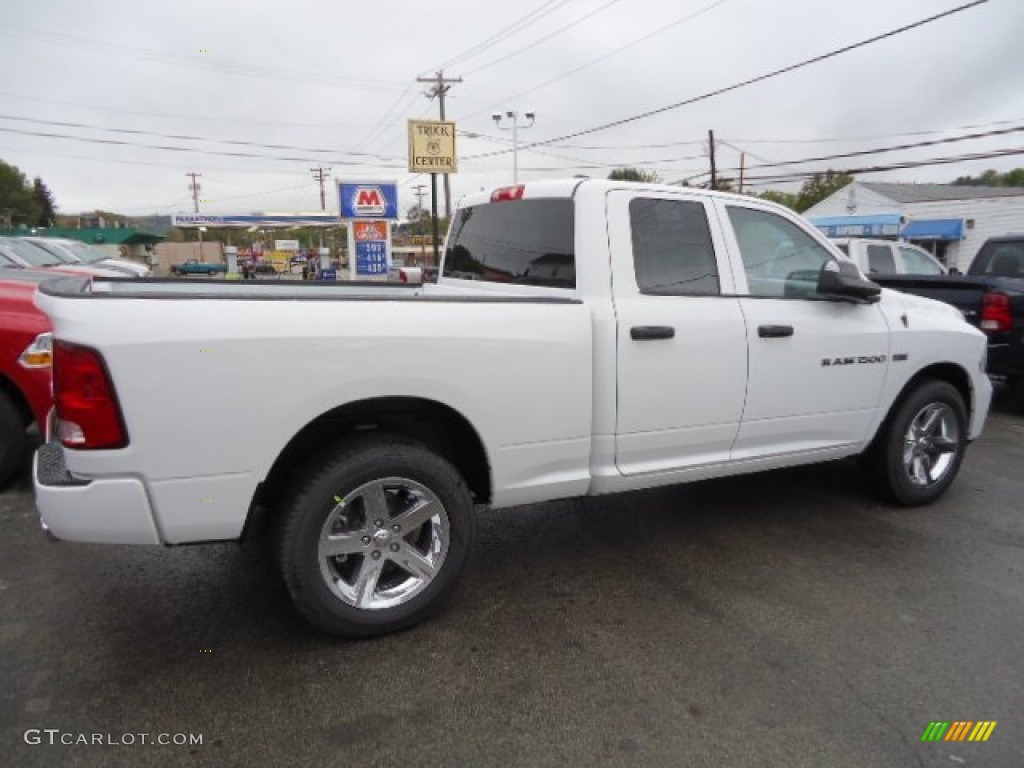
[33,442,162,545]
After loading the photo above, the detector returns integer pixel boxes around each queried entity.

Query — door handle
[758,324,794,338]
[630,325,675,341]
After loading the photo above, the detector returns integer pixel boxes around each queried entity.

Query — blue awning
[810,214,902,238]
[901,219,964,241]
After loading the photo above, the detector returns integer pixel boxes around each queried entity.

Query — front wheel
[278,434,474,638]
[860,380,968,506]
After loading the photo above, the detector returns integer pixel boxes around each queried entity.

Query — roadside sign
[352,220,391,277]
[274,239,300,251]
[338,181,399,219]
[408,120,458,174]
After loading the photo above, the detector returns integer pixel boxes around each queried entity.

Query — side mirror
[817,260,882,303]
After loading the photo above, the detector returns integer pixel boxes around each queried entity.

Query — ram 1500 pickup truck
[32,179,992,638]
[873,234,1024,411]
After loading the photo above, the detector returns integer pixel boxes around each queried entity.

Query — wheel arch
[0,373,35,427]
[246,396,492,536]
[870,362,973,448]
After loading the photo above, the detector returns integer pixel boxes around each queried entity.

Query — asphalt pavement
[1,389,1022,767]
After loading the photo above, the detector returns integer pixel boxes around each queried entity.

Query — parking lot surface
[1,390,1022,767]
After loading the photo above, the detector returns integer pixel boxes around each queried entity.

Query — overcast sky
[2,0,1023,218]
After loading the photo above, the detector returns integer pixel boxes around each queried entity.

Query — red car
[0,270,55,486]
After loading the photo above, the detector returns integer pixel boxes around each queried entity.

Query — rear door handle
[758,324,794,338]
[630,325,675,341]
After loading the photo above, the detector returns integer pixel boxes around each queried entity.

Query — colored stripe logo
[921,721,997,742]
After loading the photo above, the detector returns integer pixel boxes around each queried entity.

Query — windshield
[0,238,63,267]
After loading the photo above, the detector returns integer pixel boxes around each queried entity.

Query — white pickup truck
[33,179,991,638]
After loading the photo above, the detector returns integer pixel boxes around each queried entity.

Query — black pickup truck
[873,234,1024,412]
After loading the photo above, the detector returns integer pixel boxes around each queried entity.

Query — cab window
[866,244,897,274]
[726,206,833,298]
[630,198,719,295]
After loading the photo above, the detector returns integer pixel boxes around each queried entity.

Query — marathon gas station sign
[337,181,398,279]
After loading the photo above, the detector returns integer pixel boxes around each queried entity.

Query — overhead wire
[516,0,989,150]
[462,0,623,76]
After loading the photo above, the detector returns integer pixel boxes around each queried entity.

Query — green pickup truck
[170,259,227,277]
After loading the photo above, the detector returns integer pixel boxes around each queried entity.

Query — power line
[0,24,408,94]
[462,0,623,76]
[437,0,573,70]
[740,147,1024,184]
[719,123,1024,173]
[0,124,408,168]
[519,0,989,150]
[463,0,735,121]
[0,114,402,162]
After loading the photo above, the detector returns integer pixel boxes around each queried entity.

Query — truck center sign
[408,120,458,174]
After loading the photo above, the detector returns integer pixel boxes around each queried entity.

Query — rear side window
[443,199,575,288]
[629,198,719,295]
[866,244,896,274]
[970,241,1024,277]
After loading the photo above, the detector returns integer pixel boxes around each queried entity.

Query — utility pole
[738,152,745,195]
[186,172,204,261]
[707,131,717,191]
[310,167,331,211]
[416,70,462,220]
[186,172,202,212]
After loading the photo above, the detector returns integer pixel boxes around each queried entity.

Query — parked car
[0,271,53,486]
[33,179,991,638]
[23,237,150,277]
[830,238,947,276]
[0,237,126,278]
[872,234,1024,411]
[170,259,227,276]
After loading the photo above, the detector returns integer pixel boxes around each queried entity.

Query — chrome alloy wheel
[317,477,450,611]
[902,402,960,488]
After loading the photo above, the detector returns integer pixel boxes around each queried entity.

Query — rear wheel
[860,380,967,506]
[0,392,26,488]
[278,434,474,638]
[1012,377,1024,414]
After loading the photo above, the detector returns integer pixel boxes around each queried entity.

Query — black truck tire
[278,434,474,639]
[0,392,26,488]
[860,379,968,506]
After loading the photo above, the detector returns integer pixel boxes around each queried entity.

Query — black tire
[860,379,968,506]
[0,392,27,488]
[278,434,474,639]
[1012,378,1024,415]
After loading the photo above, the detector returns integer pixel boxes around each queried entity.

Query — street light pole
[492,110,535,184]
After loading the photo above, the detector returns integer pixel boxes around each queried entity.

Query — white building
[803,181,1024,272]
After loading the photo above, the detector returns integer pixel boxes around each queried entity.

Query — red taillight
[980,293,1013,332]
[53,340,128,449]
[490,185,525,202]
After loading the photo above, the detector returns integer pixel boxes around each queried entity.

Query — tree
[30,177,57,226]
[795,170,854,212]
[0,159,37,228]
[953,167,1024,187]
[608,167,661,183]
[758,190,800,210]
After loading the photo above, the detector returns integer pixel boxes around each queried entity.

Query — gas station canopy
[172,213,340,228]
